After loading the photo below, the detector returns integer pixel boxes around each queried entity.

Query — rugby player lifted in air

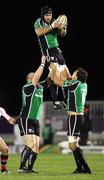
[34,6,71,109]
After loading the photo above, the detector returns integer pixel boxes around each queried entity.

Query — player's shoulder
[34,18,41,26]
[35,18,41,22]
[69,80,81,86]
[23,82,32,88]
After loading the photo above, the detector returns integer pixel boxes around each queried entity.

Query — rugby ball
[57,14,68,29]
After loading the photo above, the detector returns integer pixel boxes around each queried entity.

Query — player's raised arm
[32,55,46,86]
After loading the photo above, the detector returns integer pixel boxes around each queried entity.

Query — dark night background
[0,1,103,115]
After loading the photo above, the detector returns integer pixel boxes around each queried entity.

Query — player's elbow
[35,29,43,36]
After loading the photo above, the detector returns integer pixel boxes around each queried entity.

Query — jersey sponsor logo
[35,94,43,97]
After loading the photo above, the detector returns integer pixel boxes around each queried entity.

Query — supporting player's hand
[8,117,16,125]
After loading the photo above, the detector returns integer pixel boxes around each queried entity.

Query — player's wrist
[40,63,45,67]
[50,25,53,30]
[51,23,55,29]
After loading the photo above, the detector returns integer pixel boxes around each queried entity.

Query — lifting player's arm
[32,55,47,86]
[0,107,16,125]
[65,66,72,80]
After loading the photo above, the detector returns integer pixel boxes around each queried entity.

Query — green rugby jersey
[34,18,59,53]
[63,80,88,113]
[20,82,43,121]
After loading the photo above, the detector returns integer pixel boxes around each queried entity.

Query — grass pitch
[0,145,104,180]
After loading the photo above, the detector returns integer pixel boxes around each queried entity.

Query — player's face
[44,14,52,24]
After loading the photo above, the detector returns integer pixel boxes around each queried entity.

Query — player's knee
[32,142,39,153]
[32,146,39,153]
[2,146,9,154]
[68,136,79,151]
[69,143,77,151]
[25,141,34,150]
[28,144,34,150]
[27,142,39,152]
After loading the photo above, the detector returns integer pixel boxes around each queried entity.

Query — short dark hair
[77,68,88,83]
[41,6,52,18]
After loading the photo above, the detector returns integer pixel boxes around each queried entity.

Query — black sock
[74,147,90,170]
[28,151,37,170]
[1,154,8,172]
[73,150,82,171]
[19,146,31,169]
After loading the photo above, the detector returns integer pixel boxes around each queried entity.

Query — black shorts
[67,115,84,137]
[44,47,65,65]
[18,118,40,136]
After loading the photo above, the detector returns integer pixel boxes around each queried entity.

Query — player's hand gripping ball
[57,14,68,29]
[57,15,68,37]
